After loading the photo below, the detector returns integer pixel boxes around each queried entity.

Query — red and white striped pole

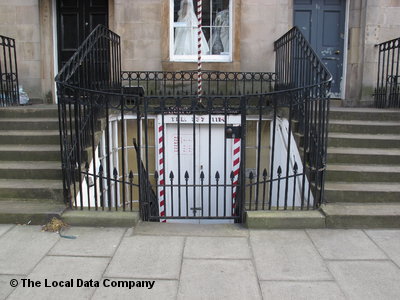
[158,124,166,222]
[231,138,241,215]
[197,0,203,97]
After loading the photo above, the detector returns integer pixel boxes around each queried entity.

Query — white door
[198,124,234,224]
[159,116,236,224]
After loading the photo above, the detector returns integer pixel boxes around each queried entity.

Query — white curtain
[174,0,210,55]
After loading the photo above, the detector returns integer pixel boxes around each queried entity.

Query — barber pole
[197,0,202,97]
[231,138,241,215]
[158,125,166,222]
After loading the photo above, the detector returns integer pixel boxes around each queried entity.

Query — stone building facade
[0,0,399,105]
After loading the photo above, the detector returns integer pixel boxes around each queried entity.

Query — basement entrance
[156,115,241,224]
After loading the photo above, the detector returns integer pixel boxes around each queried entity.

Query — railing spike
[154,170,159,179]
[277,166,282,175]
[129,170,134,180]
[200,171,205,179]
[230,171,234,179]
[113,167,118,177]
[184,171,189,179]
[293,162,298,172]
[215,171,220,179]
[249,171,254,180]
[169,171,174,179]
[262,168,268,177]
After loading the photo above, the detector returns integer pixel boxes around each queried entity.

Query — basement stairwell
[0,105,65,224]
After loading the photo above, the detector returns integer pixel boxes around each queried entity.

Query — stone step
[328,133,400,148]
[0,118,59,130]
[29,98,46,105]
[329,120,400,134]
[327,147,400,164]
[0,161,62,180]
[245,210,325,229]
[0,130,59,144]
[0,145,60,161]
[62,210,140,227]
[324,182,400,203]
[0,179,64,202]
[0,199,66,225]
[322,203,400,228]
[326,164,400,182]
[0,105,58,118]
[329,107,400,121]
[329,99,342,107]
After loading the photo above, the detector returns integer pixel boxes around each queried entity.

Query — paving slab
[92,279,178,300]
[365,230,400,267]
[7,256,109,300]
[0,275,25,300]
[260,281,346,300]
[327,261,400,300]
[49,227,126,257]
[0,225,59,275]
[306,229,387,260]
[178,259,261,300]
[184,236,251,259]
[250,230,332,280]
[104,236,184,279]
[132,222,248,237]
[0,224,14,237]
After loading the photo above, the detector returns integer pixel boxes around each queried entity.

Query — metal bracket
[225,126,242,139]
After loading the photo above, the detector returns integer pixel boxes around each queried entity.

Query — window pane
[174,0,210,55]
[211,0,230,54]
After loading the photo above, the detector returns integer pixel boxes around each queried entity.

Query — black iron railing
[121,71,275,96]
[56,25,331,222]
[0,35,19,106]
[374,37,400,108]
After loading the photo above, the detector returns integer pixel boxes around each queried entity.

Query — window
[170,0,232,62]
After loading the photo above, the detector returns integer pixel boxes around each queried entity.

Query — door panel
[294,0,345,96]
[162,122,234,223]
[57,0,108,70]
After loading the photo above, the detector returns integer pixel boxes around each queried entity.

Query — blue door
[294,0,346,97]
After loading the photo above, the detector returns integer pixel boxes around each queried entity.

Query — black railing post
[374,37,400,108]
[0,35,19,106]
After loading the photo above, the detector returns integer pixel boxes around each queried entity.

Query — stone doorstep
[245,210,326,229]
[246,204,400,229]
[61,209,140,228]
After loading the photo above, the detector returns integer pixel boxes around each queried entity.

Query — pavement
[1,223,400,300]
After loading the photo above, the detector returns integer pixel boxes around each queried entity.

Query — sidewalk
[1,223,400,300]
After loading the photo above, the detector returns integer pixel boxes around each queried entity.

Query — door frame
[292,0,349,99]
[51,0,113,103]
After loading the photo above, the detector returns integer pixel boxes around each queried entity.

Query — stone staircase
[323,107,400,227]
[0,105,66,224]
